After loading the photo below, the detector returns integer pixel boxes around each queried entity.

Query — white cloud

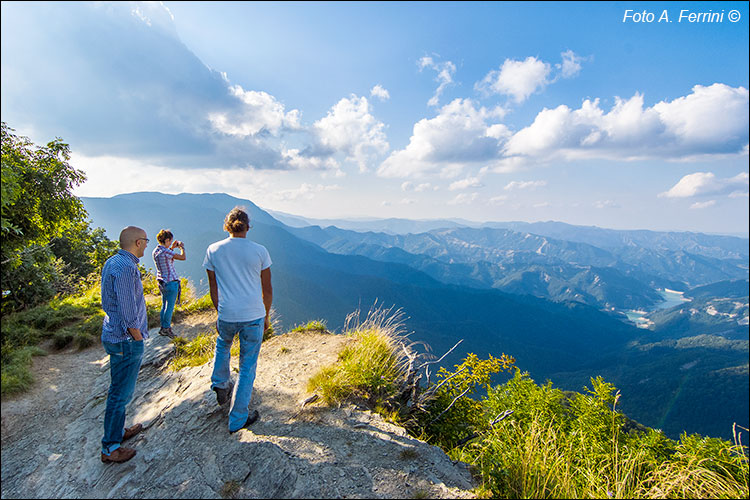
[418,56,456,107]
[504,180,547,191]
[209,85,300,136]
[71,153,277,200]
[593,199,619,209]
[476,56,551,103]
[377,98,505,178]
[533,202,551,208]
[449,176,484,191]
[313,95,389,172]
[415,183,438,192]
[501,84,749,166]
[272,183,342,202]
[370,84,390,101]
[282,148,340,171]
[660,171,749,198]
[477,51,586,103]
[488,195,508,205]
[690,200,716,209]
[447,193,479,205]
[558,50,584,79]
[402,181,438,192]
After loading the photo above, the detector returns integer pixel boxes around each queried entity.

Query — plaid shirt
[101,250,149,343]
[152,245,179,282]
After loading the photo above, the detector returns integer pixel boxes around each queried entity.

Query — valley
[82,192,749,441]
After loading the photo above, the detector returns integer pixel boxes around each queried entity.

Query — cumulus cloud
[271,183,342,202]
[660,171,749,198]
[312,95,389,172]
[447,193,479,205]
[281,148,340,171]
[476,51,586,103]
[690,200,716,209]
[381,83,747,181]
[476,56,551,103]
[558,50,585,78]
[500,84,749,167]
[370,84,390,101]
[0,1,312,171]
[377,98,505,178]
[209,85,300,136]
[504,180,547,190]
[402,181,439,192]
[418,56,456,107]
[449,176,484,191]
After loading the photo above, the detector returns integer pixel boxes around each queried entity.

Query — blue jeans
[211,318,264,432]
[102,339,144,455]
[160,280,180,329]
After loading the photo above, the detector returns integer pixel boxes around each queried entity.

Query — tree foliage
[1,122,117,312]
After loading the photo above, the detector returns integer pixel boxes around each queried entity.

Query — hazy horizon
[82,190,750,238]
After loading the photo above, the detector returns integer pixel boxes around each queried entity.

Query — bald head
[119,226,148,257]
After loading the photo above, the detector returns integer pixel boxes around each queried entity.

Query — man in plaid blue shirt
[99,226,150,464]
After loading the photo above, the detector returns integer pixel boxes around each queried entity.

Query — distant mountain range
[82,192,749,440]
[285,221,748,311]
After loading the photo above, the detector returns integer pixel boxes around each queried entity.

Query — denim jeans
[211,318,264,432]
[160,280,180,329]
[101,339,144,455]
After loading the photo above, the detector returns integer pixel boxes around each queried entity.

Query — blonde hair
[223,206,250,233]
[156,229,173,245]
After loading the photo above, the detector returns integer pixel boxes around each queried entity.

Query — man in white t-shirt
[203,207,273,433]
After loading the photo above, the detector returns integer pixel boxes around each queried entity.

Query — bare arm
[171,241,186,261]
[261,267,273,332]
[206,270,219,311]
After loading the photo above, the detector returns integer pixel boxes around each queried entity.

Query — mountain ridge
[80,192,749,440]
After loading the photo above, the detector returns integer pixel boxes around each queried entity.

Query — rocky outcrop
[1,330,475,498]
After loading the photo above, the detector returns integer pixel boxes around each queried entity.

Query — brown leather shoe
[101,446,136,464]
[123,423,143,441]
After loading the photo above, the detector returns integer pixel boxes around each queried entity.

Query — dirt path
[1,314,476,499]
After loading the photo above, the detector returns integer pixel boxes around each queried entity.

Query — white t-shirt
[202,237,272,322]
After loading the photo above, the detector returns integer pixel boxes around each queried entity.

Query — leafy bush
[1,123,118,312]
[446,369,749,499]
[415,353,515,448]
[290,320,327,333]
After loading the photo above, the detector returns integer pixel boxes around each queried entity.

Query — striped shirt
[153,245,179,282]
[101,249,149,343]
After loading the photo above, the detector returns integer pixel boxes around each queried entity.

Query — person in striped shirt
[99,226,150,464]
[152,229,186,338]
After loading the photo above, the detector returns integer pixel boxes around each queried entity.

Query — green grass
[1,346,46,396]
[1,274,214,395]
[307,307,409,409]
[290,320,327,333]
[1,285,105,395]
[169,332,240,371]
[447,370,750,499]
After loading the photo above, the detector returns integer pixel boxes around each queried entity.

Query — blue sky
[2,1,748,235]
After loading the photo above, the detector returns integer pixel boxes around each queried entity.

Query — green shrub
[445,369,749,499]
[290,320,327,333]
